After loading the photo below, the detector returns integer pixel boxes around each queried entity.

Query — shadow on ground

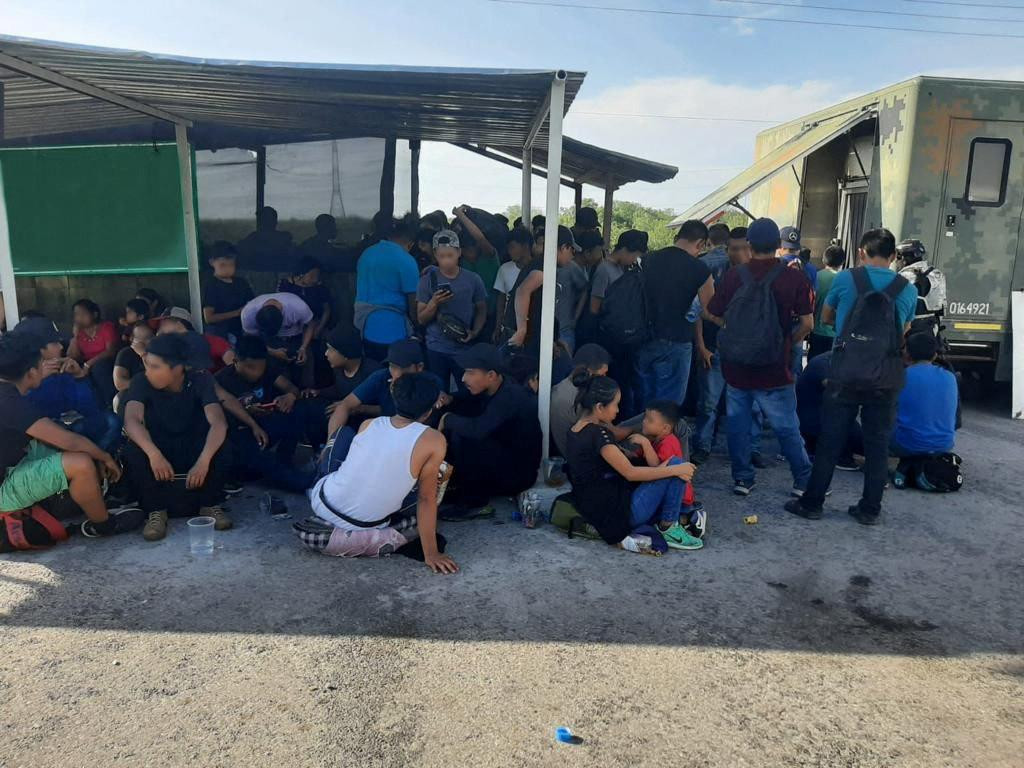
[1,401,1022,658]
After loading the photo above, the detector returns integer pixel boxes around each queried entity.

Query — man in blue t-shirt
[892,333,958,455]
[787,228,918,527]
[354,217,420,361]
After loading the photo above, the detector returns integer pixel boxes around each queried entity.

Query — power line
[716,0,1024,22]
[574,110,776,124]
[898,0,1024,9]
[486,0,1024,39]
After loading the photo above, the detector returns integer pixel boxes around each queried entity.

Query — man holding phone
[416,230,487,391]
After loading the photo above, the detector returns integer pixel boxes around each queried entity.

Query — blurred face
[211,257,237,279]
[124,308,142,325]
[779,246,800,260]
[389,362,423,382]
[590,363,610,377]
[461,367,497,395]
[158,318,187,335]
[556,244,574,267]
[73,305,96,328]
[594,389,621,423]
[434,246,460,272]
[532,236,544,258]
[616,248,640,267]
[507,241,530,264]
[143,353,181,390]
[642,410,672,440]
[41,341,63,360]
[131,326,153,353]
[584,245,605,266]
[728,238,751,266]
[236,357,268,383]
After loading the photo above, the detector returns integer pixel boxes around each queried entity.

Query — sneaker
[784,499,822,520]
[223,480,244,496]
[848,505,880,526]
[751,453,767,469]
[660,522,703,551]
[690,448,710,466]
[438,504,496,522]
[733,480,755,496]
[791,486,832,498]
[142,509,169,541]
[835,458,860,472]
[684,502,707,540]
[202,506,233,531]
[81,506,146,538]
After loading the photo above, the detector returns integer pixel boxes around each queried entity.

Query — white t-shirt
[493,260,522,296]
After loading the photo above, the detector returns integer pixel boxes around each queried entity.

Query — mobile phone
[438,283,453,295]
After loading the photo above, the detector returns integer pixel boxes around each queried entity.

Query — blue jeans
[425,348,465,393]
[229,411,314,494]
[726,385,811,487]
[633,339,693,409]
[629,457,685,528]
[319,426,357,478]
[693,353,760,454]
[558,327,576,355]
[70,411,121,454]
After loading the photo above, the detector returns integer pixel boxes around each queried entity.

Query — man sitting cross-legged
[295,372,458,574]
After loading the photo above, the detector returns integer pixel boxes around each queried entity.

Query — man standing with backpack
[706,218,814,496]
[786,228,917,525]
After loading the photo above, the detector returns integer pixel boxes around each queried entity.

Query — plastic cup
[187,516,216,555]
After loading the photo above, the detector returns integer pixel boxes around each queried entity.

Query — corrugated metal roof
[0,35,585,150]
[513,136,677,187]
[669,107,876,226]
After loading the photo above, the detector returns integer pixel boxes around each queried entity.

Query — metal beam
[574,183,583,217]
[523,89,552,151]
[729,199,755,221]
[537,71,567,464]
[410,139,421,218]
[175,124,203,332]
[453,142,578,189]
[602,185,615,247]
[0,163,18,331]
[522,147,532,224]
[0,50,192,127]
[255,146,266,220]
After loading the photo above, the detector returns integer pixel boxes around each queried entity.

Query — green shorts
[0,441,68,512]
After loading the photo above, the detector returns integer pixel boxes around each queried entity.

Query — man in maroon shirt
[706,218,813,497]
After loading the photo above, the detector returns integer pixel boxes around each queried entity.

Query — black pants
[123,422,226,515]
[802,387,896,516]
[444,432,538,508]
[807,333,834,361]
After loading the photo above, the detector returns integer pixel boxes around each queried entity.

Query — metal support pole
[410,139,421,218]
[521,147,532,224]
[1013,289,1023,419]
[537,71,567,464]
[175,124,204,332]
[574,183,583,218]
[255,146,266,219]
[0,163,19,330]
[602,185,614,247]
[379,137,397,220]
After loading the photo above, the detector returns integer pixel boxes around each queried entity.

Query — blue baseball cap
[779,226,802,250]
[746,218,781,252]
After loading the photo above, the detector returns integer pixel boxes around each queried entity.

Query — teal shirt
[813,268,839,337]
[825,265,918,337]
[462,252,500,315]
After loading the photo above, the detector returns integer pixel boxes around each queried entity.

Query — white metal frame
[0,164,17,330]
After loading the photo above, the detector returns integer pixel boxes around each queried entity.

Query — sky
[4,0,1024,216]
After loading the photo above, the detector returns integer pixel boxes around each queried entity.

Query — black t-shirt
[114,346,144,379]
[505,257,543,348]
[215,362,283,407]
[321,358,381,401]
[643,246,711,343]
[277,279,332,323]
[202,276,254,337]
[0,382,45,474]
[123,370,219,438]
[564,423,632,545]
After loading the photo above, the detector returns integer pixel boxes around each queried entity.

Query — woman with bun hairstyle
[564,375,700,551]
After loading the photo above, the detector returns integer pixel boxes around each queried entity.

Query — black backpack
[830,267,908,392]
[717,264,786,367]
[599,266,650,348]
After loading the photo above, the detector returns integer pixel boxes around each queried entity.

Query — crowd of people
[0,203,962,573]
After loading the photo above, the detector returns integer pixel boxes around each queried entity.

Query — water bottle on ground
[621,534,653,554]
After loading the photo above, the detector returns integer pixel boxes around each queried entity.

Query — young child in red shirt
[638,400,707,540]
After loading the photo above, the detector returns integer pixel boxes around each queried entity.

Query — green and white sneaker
[660,522,704,551]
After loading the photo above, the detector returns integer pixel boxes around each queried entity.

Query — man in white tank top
[297,373,458,574]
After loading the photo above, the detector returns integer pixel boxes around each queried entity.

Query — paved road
[1,401,1021,767]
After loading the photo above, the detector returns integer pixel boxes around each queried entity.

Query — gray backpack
[718,264,786,367]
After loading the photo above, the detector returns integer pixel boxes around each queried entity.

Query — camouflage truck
[671,76,1024,381]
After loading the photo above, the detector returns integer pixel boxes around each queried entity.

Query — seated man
[438,343,542,514]
[215,335,313,494]
[319,339,442,475]
[12,317,121,453]
[296,372,458,574]
[0,334,138,537]
[159,308,234,373]
[301,325,382,449]
[892,332,958,457]
[795,350,861,471]
[121,334,231,542]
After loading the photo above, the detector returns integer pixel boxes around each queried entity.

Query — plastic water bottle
[621,534,653,554]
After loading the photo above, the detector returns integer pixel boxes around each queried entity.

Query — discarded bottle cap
[743,515,758,525]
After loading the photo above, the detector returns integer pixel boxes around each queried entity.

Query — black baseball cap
[11,317,61,349]
[557,225,582,253]
[385,339,424,368]
[614,229,648,253]
[575,207,600,229]
[577,230,605,251]
[326,326,364,359]
[454,343,505,374]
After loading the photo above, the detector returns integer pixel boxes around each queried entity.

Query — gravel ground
[1,400,1022,768]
